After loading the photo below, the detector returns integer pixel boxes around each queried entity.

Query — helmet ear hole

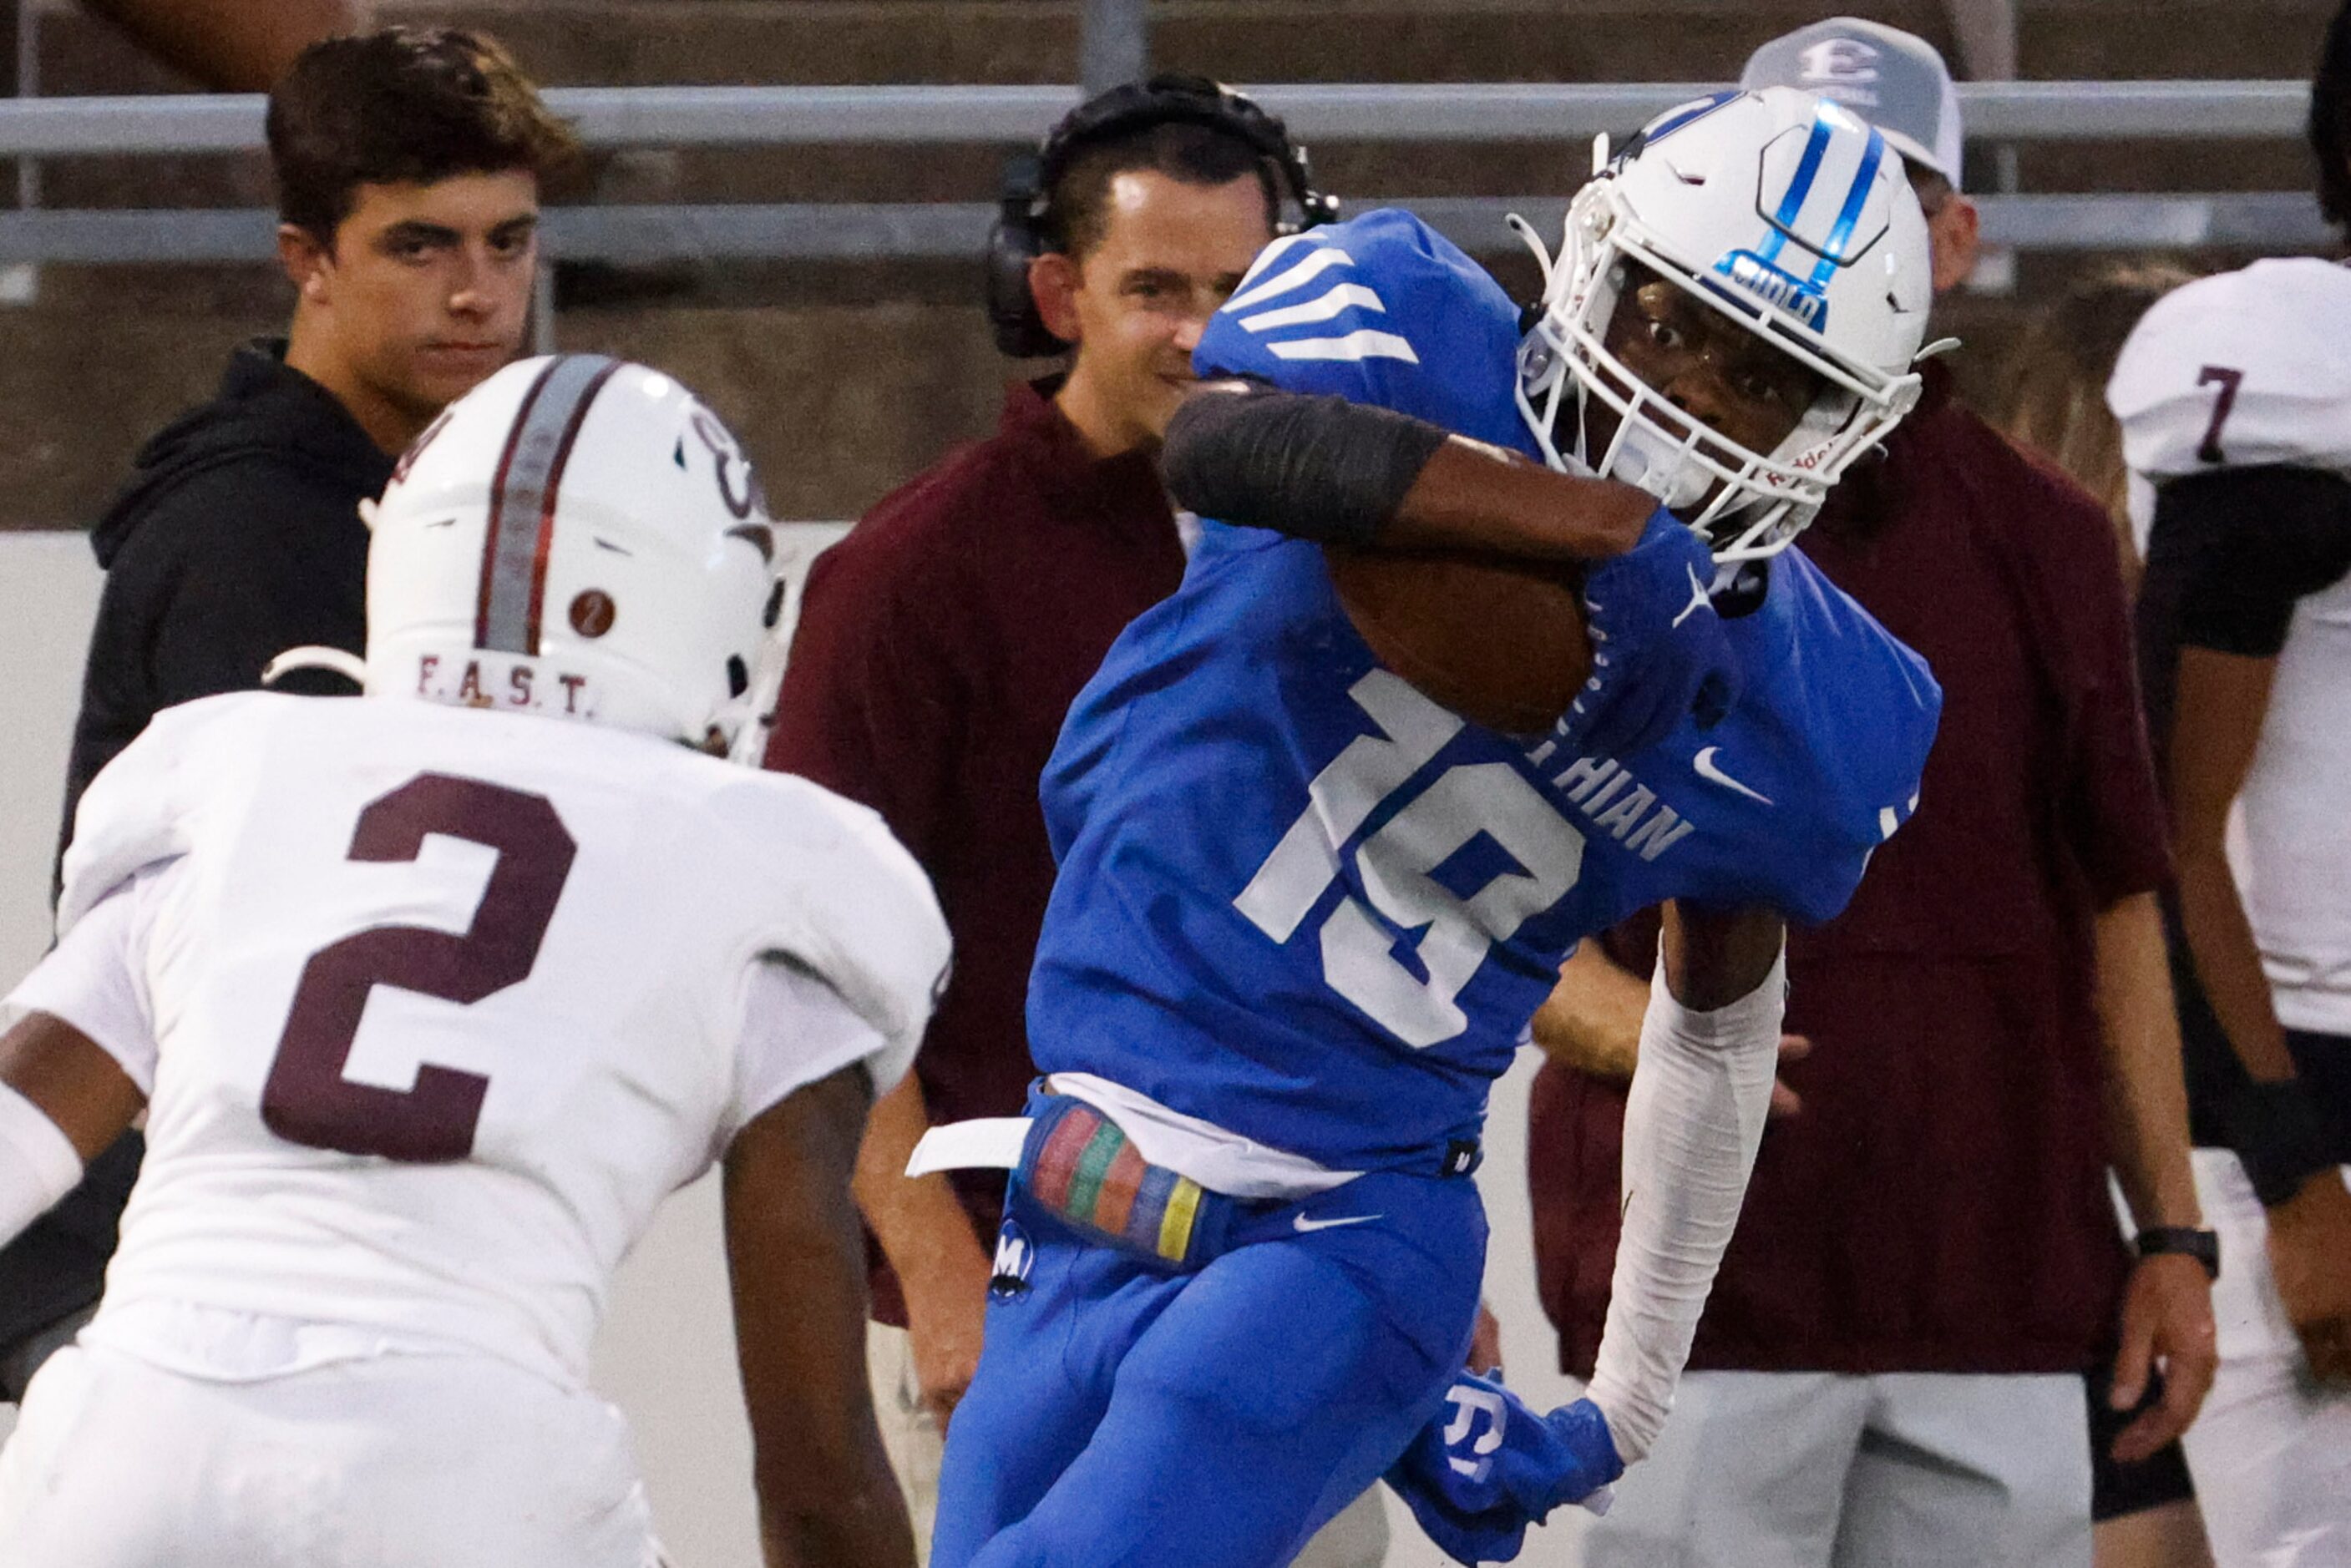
[762,579,787,630]
[727,655,750,700]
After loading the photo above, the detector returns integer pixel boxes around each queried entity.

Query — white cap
[1740,17,1964,190]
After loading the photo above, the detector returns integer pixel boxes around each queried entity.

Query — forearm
[1529,940,1649,1080]
[1588,905,1784,1463]
[2093,893,2203,1230]
[1386,435,1654,563]
[758,1459,915,1568]
[854,1072,992,1300]
[2175,849,2297,1081]
[727,1069,918,1568]
[1163,382,1651,563]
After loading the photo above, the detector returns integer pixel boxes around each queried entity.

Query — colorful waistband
[1023,1100,1212,1267]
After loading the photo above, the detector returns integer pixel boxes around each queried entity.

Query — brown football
[1325,546,1594,735]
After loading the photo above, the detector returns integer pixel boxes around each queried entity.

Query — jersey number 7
[261,773,578,1163]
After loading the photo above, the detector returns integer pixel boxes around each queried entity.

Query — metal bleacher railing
[0,78,2325,270]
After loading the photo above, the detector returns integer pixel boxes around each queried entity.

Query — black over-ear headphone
[985,73,1339,359]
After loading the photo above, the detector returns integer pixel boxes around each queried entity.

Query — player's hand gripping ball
[1568,508,1743,758]
[1325,548,1594,736]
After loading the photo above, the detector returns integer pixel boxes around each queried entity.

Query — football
[1325,546,1594,735]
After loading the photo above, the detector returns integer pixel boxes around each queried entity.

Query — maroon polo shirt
[1532,366,2176,1377]
[765,377,1187,1327]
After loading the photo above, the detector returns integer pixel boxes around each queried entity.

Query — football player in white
[0,354,948,1568]
[2105,4,2351,1561]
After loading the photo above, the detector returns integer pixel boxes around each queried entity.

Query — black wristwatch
[2134,1227,2221,1282]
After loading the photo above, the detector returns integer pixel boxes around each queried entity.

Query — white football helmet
[1517,86,1934,562]
[358,355,778,751]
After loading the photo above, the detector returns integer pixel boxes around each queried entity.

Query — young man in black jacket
[0,25,575,1402]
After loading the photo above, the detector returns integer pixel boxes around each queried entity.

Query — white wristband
[0,1081,85,1252]
[1588,946,1785,1464]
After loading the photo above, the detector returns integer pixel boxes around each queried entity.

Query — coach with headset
[764,78,1385,1565]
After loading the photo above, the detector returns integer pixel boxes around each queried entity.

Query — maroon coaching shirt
[765,377,1186,1326]
[1533,367,2175,1376]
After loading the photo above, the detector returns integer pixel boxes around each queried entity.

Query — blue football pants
[931,1166,1486,1568]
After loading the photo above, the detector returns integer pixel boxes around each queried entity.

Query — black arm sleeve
[1162,377,1454,547]
[2142,466,2351,658]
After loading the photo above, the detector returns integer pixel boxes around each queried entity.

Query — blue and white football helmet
[1517,86,1934,563]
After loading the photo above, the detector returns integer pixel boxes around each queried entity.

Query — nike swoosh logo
[1293,1213,1384,1233]
[1693,746,1774,805]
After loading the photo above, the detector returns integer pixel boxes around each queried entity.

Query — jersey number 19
[1234,671,1585,1049]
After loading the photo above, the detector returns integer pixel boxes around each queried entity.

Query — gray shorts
[1578,1368,2093,1568]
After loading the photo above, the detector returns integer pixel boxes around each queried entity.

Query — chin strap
[260,646,368,689]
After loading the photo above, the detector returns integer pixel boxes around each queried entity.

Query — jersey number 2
[261,773,577,1163]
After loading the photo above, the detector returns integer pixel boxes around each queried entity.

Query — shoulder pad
[58,692,274,938]
[701,770,950,1061]
[1194,208,1535,453]
[2110,260,2351,480]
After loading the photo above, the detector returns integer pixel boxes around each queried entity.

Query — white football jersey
[2110,258,2351,489]
[2110,258,2351,1035]
[13,691,948,1387]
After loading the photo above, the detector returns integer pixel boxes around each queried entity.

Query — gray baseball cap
[1740,17,1964,189]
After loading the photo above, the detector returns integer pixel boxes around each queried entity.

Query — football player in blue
[924,87,1944,1567]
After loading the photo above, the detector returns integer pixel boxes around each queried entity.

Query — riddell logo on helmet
[1713,250,1829,331]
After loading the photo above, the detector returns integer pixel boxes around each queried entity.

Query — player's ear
[277,221,334,306]
[1928,195,1979,295]
[1029,250,1085,346]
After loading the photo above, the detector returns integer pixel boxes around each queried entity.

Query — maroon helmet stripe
[524,357,624,653]
[474,361,557,652]
[475,355,622,655]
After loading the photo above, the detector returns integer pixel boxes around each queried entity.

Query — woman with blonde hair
[2004,261,2198,589]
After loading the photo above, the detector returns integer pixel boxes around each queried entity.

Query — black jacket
[0,339,393,1355]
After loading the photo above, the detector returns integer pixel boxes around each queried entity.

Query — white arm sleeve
[722,956,917,1148]
[1587,946,1785,1464]
[3,867,165,1096]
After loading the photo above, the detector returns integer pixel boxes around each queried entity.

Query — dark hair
[2313,0,2351,227]
[267,28,580,245]
[1042,120,1279,260]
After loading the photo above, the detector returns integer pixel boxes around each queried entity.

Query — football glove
[1567,508,1740,760]
[1385,1376,1624,1566]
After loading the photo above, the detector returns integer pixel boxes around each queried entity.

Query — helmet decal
[474,354,624,657]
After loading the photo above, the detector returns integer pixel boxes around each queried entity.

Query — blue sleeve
[1195,208,1538,454]
[1740,554,1943,925]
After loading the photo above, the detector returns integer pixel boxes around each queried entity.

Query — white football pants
[2181,1151,2351,1568]
[0,1340,666,1567]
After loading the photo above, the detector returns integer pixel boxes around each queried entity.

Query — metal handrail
[0,78,2309,158]
[0,192,2323,266]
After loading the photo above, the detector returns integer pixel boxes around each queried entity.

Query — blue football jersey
[1026,210,1943,1171]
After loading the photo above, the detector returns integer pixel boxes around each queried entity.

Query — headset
[985,73,1339,358]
